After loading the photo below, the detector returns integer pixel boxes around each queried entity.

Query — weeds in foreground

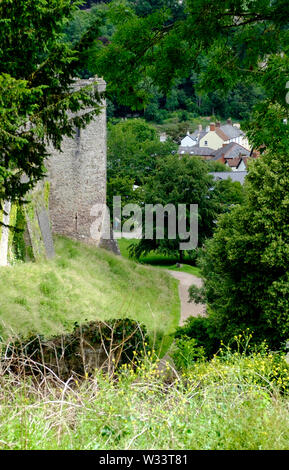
[1,339,289,450]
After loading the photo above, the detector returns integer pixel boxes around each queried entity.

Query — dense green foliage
[175,316,219,358]
[141,78,264,124]
[107,118,176,183]
[107,118,177,216]
[0,0,103,209]
[63,1,265,122]
[93,0,287,120]
[191,146,289,348]
[130,155,219,260]
[127,0,183,18]
[213,178,245,211]
[128,154,245,260]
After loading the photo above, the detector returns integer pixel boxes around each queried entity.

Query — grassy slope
[118,238,201,277]
[0,237,180,343]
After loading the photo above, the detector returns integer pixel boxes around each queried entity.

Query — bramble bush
[174,316,219,358]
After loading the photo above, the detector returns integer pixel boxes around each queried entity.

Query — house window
[204,141,208,146]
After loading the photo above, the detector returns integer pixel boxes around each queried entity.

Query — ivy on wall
[0,181,52,264]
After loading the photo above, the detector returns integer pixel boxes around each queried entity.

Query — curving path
[168,270,206,325]
[157,270,206,374]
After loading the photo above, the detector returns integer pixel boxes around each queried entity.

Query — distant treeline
[79,0,110,9]
[69,0,265,122]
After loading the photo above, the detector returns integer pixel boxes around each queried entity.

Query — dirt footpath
[168,271,206,325]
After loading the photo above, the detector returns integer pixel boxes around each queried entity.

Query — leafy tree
[127,0,183,18]
[63,2,114,78]
[130,155,219,261]
[94,0,289,117]
[193,143,289,348]
[0,0,103,211]
[143,101,168,123]
[205,161,231,173]
[106,174,143,222]
[67,1,266,122]
[213,83,265,121]
[130,153,245,261]
[144,77,264,122]
[213,178,245,211]
[107,118,177,184]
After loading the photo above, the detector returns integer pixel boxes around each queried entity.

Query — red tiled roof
[215,128,229,141]
[226,157,242,167]
[226,156,248,168]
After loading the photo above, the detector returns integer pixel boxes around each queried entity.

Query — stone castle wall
[0,181,54,266]
[0,76,118,267]
[47,77,107,245]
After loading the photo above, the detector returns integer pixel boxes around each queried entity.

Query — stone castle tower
[0,76,116,267]
[47,77,107,245]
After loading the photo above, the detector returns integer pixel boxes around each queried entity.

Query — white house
[180,131,198,147]
[179,119,251,154]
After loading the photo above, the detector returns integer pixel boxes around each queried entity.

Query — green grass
[2,349,289,449]
[0,236,180,345]
[117,238,201,277]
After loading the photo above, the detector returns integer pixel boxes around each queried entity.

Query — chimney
[210,122,215,131]
[219,154,225,164]
[227,118,232,126]
[222,143,227,147]
[198,124,202,131]
[216,121,221,128]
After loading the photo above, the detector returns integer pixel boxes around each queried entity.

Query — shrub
[4,318,149,380]
[197,147,289,349]
[174,316,219,358]
[172,336,205,370]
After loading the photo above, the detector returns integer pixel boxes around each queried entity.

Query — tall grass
[1,347,289,450]
[0,237,180,346]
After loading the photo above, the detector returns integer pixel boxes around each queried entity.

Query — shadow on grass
[117,239,201,277]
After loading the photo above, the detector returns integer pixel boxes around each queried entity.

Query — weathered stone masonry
[47,77,107,245]
[0,76,117,266]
